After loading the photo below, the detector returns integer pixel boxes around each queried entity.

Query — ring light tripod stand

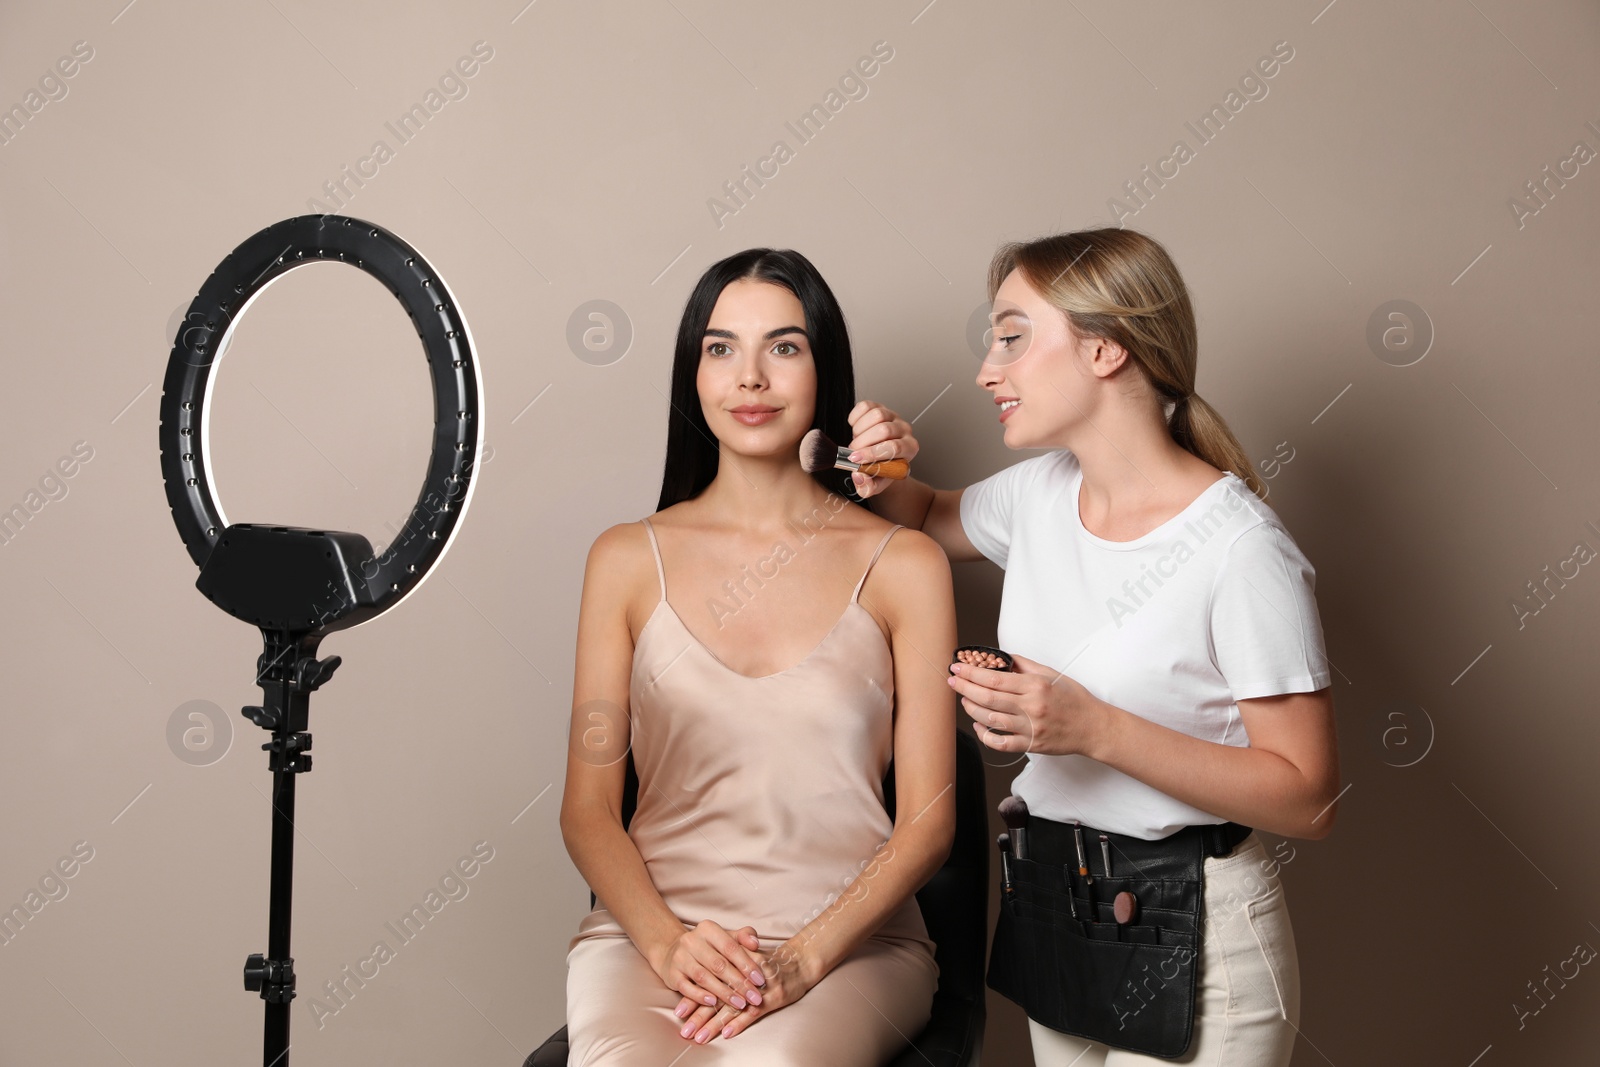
[158,214,483,1066]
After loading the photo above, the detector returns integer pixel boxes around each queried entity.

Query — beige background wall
[3,0,1598,1063]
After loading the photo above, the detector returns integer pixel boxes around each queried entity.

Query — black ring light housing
[160,213,481,634]
[158,214,482,1067]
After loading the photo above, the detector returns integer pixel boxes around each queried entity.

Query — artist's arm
[845,400,985,563]
[678,528,959,1043]
[1087,687,1341,839]
[559,523,769,1019]
[953,656,1341,839]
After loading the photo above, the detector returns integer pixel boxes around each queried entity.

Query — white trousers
[1027,832,1301,1066]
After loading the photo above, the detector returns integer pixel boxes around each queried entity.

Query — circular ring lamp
[158,214,482,1067]
[160,213,482,633]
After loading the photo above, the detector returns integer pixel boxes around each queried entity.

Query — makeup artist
[848,228,1339,1064]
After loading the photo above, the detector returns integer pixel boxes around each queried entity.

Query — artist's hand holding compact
[672,936,817,1044]
[949,651,1106,756]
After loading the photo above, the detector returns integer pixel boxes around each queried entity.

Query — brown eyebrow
[704,326,809,341]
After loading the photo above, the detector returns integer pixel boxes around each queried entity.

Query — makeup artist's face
[977,269,1118,450]
[697,278,817,456]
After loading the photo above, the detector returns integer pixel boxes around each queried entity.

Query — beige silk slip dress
[564,517,939,1065]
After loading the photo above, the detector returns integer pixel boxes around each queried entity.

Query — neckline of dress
[642,598,877,682]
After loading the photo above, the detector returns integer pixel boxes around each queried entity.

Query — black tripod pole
[241,629,341,1067]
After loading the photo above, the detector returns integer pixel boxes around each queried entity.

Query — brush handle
[857,457,909,480]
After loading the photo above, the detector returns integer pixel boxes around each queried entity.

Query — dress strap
[851,524,904,603]
[639,517,667,602]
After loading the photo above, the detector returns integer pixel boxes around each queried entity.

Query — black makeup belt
[987,815,1252,1058]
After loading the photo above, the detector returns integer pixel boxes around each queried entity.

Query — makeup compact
[952,644,1015,672]
[953,644,1017,736]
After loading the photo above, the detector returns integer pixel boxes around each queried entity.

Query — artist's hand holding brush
[840,401,919,498]
[798,404,913,492]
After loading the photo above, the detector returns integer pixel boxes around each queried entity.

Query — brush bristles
[798,428,842,474]
[998,795,1029,829]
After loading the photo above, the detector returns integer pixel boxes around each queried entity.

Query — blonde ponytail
[988,228,1268,501]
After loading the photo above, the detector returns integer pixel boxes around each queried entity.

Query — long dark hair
[655,248,864,511]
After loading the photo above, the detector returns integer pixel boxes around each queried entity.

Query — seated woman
[559,248,958,1064]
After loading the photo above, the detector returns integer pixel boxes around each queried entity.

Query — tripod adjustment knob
[244,952,267,991]
[241,705,277,730]
[261,731,315,773]
[296,654,342,692]
[244,953,297,1002]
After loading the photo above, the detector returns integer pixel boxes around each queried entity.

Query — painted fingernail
[949,662,961,673]
[749,969,765,987]
[703,995,716,1006]
[696,1027,711,1043]
[722,1025,735,1039]
[674,1002,690,1018]
[730,994,747,1009]
[848,451,862,462]
[681,1022,695,1039]
[747,989,761,1006]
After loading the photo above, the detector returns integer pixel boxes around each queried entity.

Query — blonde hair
[988,228,1267,502]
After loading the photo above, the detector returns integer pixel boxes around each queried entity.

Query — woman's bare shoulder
[581,521,663,641]
[588,518,645,560]
[861,522,952,612]
[875,523,951,579]
[583,520,657,597]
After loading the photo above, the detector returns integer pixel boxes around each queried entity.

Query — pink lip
[730,406,780,425]
[997,398,1019,423]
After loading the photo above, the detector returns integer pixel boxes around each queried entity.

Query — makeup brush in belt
[998,796,1029,861]
[799,429,910,481]
[1072,821,1091,883]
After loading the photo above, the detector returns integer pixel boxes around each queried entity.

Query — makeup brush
[997,832,1014,898]
[998,795,1029,861]
[799,428,909,481]
[1072,821,1090,883]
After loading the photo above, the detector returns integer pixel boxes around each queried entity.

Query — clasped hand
[653,920,814,1044]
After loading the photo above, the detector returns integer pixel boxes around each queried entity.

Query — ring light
[157,214,483,1067]
[160,213,481,633]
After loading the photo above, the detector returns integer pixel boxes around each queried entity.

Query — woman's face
[697,278,818,457]
[977,268,1113,450]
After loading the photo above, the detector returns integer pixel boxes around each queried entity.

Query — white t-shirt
[958,449,1331,839]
